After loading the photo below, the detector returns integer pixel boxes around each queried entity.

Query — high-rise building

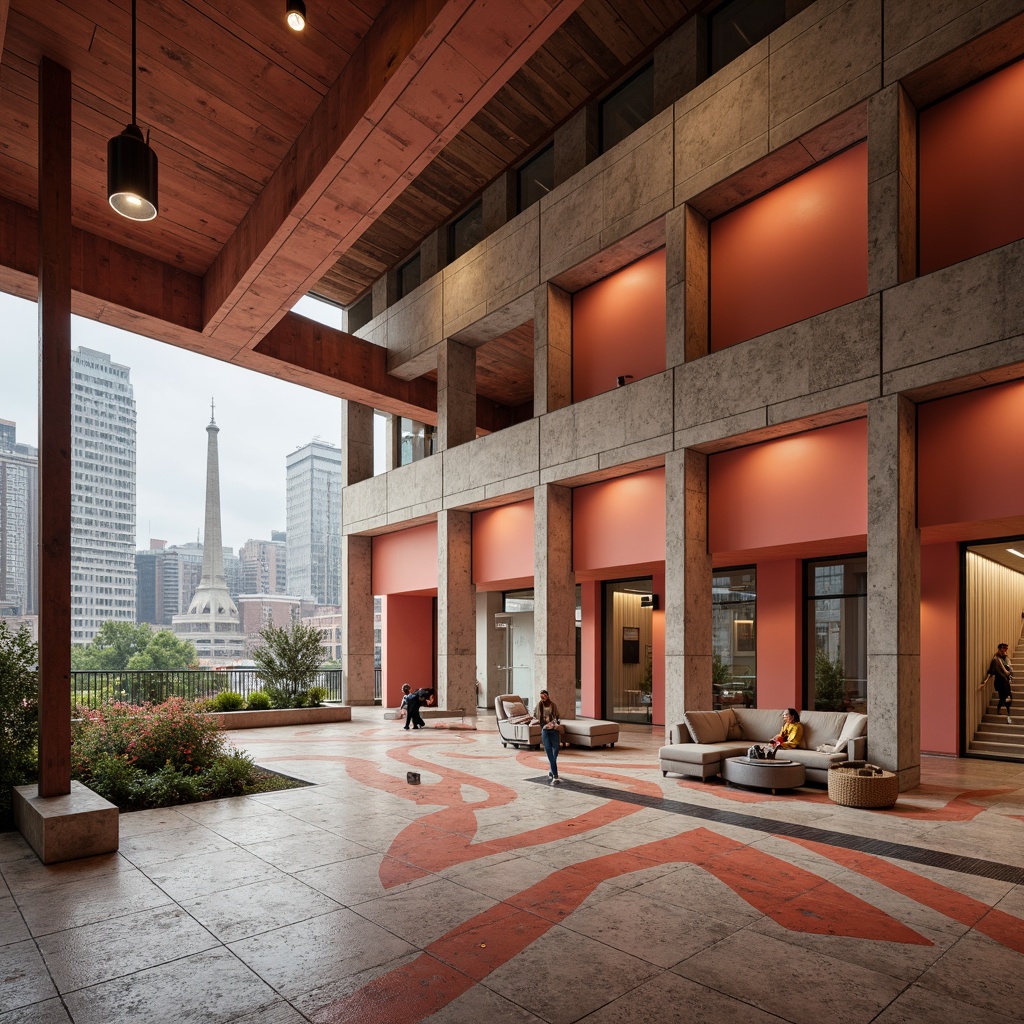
[71,348,136,644]
[0,419,38,618]
[172,406,245,664]
[239,536,288,595]
[286,441,341,606]
[135,539,205,626]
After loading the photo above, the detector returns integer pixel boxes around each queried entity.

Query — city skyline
[2,292,348,554]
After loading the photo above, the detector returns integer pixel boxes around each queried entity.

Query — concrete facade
[339,0,1024,787]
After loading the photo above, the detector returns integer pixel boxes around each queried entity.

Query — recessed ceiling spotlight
[286,0,306,31]
[1007,548,1024,558]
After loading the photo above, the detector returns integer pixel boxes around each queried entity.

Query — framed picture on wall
[622,626,640,663]
[733,619,754,654]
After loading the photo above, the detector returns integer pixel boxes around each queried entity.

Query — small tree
[0,621,39,827]
[126,630,197,671]
[814,650,847,711]
[252,623,327,708]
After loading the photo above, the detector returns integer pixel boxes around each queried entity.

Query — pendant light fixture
[107,0,158,221]
[286,0,306,31]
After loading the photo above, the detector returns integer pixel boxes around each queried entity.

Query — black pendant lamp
[286,0,306,31]
[107,0,158,221]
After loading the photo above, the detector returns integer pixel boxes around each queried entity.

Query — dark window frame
[598,61,655,155]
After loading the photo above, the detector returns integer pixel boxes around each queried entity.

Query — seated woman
[770,708,803,750]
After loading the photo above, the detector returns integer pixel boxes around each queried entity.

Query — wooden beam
[36,57,72,799]
[0,1,9,97]
[202,0,585,354]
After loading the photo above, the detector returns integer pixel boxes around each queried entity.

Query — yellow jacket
[777,722,803,749]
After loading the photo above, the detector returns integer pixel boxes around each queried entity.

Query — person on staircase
[984,642,1014,724]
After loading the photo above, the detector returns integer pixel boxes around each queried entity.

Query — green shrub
[211,691,245,712]
[307,685,328,707]
[253,623,326,707]
[85,751,146,807]
[245,690,271,710]
[814,650,847,711]
[201,750,257,797]
[0,622,39,828]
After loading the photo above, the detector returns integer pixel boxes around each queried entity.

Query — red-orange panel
[919,58,1024,276]
[708,419,867,553]
[573,468,666,572]
[372,522,438,595]
[573,249,666,401]
[918,379,1024,528]
[472,500,535,588]
[710,143,868,351]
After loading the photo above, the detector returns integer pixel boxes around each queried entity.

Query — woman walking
[533,689,562,785]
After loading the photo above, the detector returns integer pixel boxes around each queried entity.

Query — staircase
[969,635,1024,759]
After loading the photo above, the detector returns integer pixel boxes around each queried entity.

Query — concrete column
[534,483,576,718]
[664,448,712,738]
[476,591,505,708]
[384,413,402,470]
[420,228,446,281]
[341,534,375,705]
[868,83,917,294]
[483,172,515,235]
[436,338,476,451]
[867,395,920,790]
[654,16,706,113]
[554,106,597,187]
[666,205,709,367]
[535,283,572,415]
[341,400,374,485]
[372,272,397,319]
[438,509,476,712]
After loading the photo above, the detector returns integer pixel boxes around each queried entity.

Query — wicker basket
[827,764,898,808]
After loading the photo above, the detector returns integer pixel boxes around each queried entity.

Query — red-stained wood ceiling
[0,0,705,422]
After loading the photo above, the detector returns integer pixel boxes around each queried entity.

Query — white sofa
[495,695,619,750]
[659,707,867,785]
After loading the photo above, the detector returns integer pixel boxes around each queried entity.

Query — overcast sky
[0,292,358,553]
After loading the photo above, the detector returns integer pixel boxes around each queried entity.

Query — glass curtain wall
[806,557,867,712]
[711,568,757,708]
[603,577,653,723]
[400,419,435,465]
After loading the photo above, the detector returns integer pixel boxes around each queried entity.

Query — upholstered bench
[561,718,618,748]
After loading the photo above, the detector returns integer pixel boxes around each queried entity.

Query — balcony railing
[71,668,344,710]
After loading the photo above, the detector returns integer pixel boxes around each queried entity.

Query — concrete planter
[210,705,352,730]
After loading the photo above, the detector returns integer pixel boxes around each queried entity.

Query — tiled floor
[2,710,1023,1023]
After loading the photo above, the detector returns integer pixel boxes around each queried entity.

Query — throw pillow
[837,712,868,746]
[722,708,742,740]
[816,743,840,754]
[502,700,529,719]
[683,711,727,744]
[506,713,532,725]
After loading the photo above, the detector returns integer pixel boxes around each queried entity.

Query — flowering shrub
[71,697,263,811]
[0,622,38,828]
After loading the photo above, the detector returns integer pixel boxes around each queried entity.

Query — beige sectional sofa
[659,707,868,785]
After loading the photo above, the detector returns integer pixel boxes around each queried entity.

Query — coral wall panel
[372,523,438,595]
[918,380,1024,529]
[919,58,1024,276]
[472,500,534,589]
[709,420,867,554]
[572,250,666,401]
[921,543,959,757]
[573,469,666,574]
[710,143,868,350]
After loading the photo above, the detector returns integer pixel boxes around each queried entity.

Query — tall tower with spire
[172,402,245,664]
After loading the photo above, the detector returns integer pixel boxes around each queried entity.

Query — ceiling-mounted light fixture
[286,0,306,31]
[107,0,158,221]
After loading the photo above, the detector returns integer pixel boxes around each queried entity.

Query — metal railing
[71,669,344,710]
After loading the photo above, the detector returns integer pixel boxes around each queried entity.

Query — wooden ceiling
[0,0,708,423]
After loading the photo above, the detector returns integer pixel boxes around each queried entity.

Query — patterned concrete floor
[2,709,1023,1024]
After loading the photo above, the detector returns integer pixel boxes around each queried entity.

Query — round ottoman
[721,757,805,793]
[828,764,898,808]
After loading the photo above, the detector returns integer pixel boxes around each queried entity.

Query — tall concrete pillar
[868,83,917,294]
[664,448,712,737]
[384,414,402,470]
[483,172,515,235]
[342,534,375,705]
[554,106,597,187]
[666,204,709,368]
[438,509,476,712]
[534,483,575,718]
[436,339,476,451]
[867,395,920,790]
[535,283,572,416]
[653,16,706,113]
[476,591,505,708]
[341,400,374,485]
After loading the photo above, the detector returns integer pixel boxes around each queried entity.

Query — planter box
[210,705,352,730]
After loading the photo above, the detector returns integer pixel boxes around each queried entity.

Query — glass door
[602,578,653,723]
[712,568,757,709]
